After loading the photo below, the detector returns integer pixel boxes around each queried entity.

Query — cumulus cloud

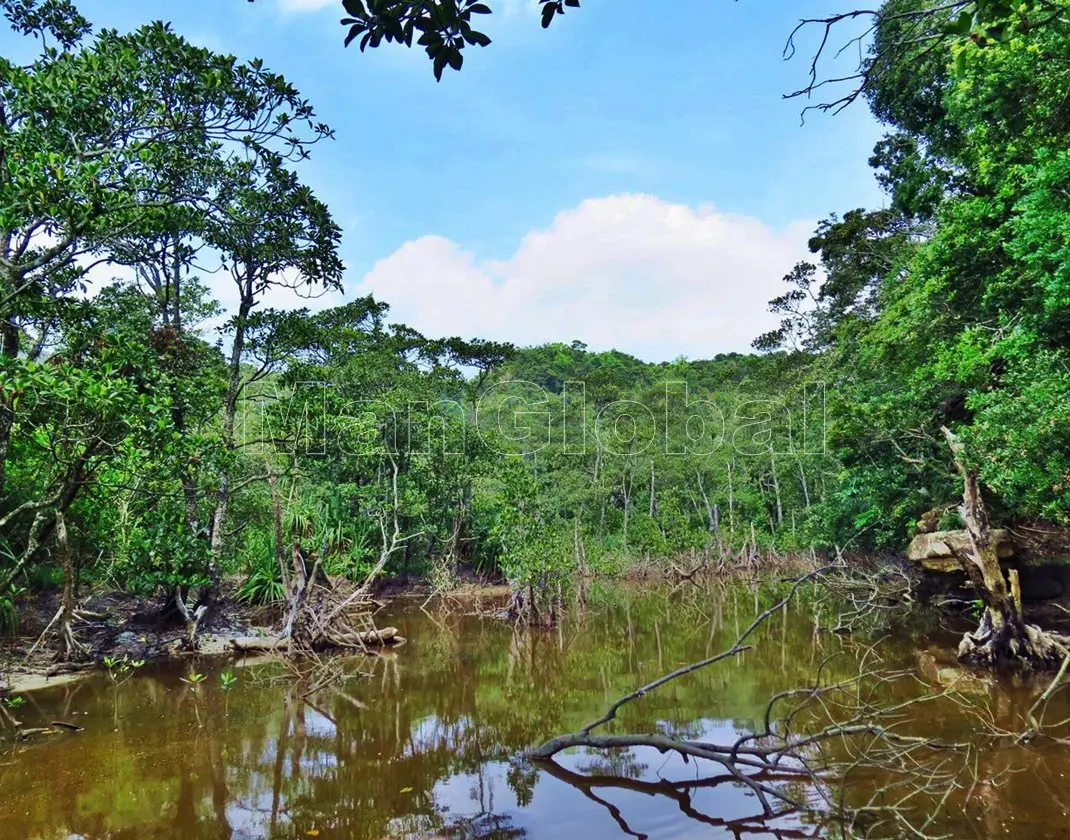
[354,194,814,361]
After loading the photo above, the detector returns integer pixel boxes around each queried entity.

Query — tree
[248,0,579,80]
[0,12,326,505]
[204,159,342,576]
[0,4,339,652]
[0,287,195,655]
[768,0,1070,665]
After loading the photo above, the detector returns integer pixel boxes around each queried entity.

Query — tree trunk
[54,512,86,660]
[0,317,19,501]
[942,427,1066,668]
[696,471,718,540]
[208,297,252,584]
[268,471,290,596]
[727,462,735,533]
[770,451,784,526]
[648,461,656,518]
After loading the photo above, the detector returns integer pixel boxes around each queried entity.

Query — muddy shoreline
[6,560,1070,697]
[0,576,517,695]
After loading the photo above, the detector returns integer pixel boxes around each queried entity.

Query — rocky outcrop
[906,528,1014,573]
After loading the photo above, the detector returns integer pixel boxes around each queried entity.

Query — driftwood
[278,457,420,654]
[7,720,85,741]
[229,627,403,654]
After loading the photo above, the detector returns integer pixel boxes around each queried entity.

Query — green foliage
[936,510,965,532]
[180,671,207,690]
[5,0,1070,615]
[1,0,90,48]
[103,655,144,687]
[236,533,286,606]
[759,0,1070,547]
[0,593,17,635]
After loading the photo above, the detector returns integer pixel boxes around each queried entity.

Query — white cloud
[354,194,814,361]
[72,194,813,363]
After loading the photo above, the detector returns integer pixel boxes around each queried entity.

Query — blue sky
[3,0,889,360]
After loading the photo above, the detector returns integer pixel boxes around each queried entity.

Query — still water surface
[2,583,1070,839]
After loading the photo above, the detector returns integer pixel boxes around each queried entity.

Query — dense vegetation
[1,0,1069,646]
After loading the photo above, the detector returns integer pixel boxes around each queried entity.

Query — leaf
[344,24,366,48]
[400,786,414,793]
[541,1,558,29]
[433,50,449,80]
[985,24,1007,42]
[952,10,974,36]
[955,48,968,76]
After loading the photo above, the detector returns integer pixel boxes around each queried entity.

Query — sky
[3,0,888,361]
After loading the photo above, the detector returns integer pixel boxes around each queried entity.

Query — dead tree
[784,1,1068,116]
[942,427,1068,668]
[280,456,413,653]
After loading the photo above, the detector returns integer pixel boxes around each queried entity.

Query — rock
[111,631,149,656]
[906,528,1014,572]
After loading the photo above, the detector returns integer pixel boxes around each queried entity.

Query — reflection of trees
[2,585,865,839]
[8,581,1063,839]
[438,811,526,839]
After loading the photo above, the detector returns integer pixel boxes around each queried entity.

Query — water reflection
[0,582,1068,839]
[537,760,820,840]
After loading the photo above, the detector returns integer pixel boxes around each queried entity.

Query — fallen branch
[528,560,975,834]
[534,564,834,748]
[229,626,402,654]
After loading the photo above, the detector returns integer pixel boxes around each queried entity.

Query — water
[2,582,1070,839]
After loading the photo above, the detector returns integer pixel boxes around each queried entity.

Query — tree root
[28,605,92,662]
[958,613,1069,669]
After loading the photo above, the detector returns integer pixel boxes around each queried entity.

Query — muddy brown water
[2,582,1070,839]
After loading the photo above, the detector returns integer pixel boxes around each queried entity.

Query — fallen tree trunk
[229,627,403,654]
